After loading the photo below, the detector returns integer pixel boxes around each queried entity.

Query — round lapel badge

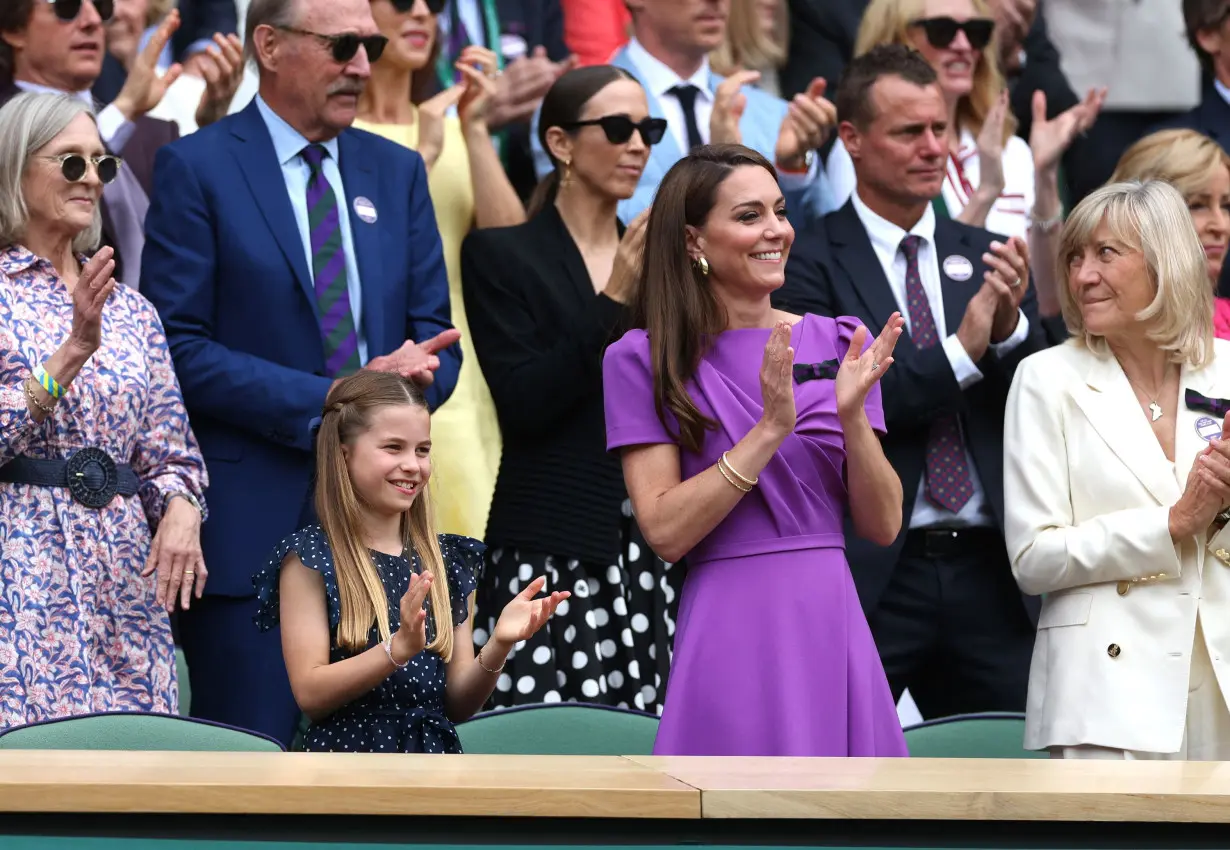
[942,254,974,282]
[353,196,378,224]
[1196,416,1222,442]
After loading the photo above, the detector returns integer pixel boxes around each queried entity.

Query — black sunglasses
[385,0,447,14]
[562,115,668,146]
[277,26,389,63]
[40,153,123,185]
[911,16,995,51]
[47,0,113,22]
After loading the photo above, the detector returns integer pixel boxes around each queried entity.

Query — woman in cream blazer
[1005,179,1230,760]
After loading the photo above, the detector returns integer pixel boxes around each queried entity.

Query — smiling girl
[253,371,567,753]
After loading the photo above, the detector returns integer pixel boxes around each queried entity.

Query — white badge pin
[354,196,378,224]
[1197,416,1222,442]
[942,254,973,282]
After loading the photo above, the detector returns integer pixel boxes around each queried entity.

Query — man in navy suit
[141,0,461,745]
[775,45,1044,719]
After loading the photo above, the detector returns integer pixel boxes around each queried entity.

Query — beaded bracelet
[34,365,66,399]
[383,636,409,670]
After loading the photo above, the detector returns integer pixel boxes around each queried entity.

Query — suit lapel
[338,130,385,358]
[826,202,900,333]
[230,102,314,305]
[933,220,982,336]
[1071,353,1181,507]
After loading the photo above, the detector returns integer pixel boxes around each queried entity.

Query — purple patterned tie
[900,235,974,513]
[302,145,360,377]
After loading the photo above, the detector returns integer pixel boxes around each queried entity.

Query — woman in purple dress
[602,144,909,757]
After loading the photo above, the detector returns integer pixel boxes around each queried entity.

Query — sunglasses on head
[562,115,668,146]
[277,26,389,63]
[385,0,447,14]
[40,153,122,185]
[911,16,995,51]
[47,0,113,22]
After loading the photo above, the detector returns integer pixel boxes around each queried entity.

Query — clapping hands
[492,576,570,646]
[835,314,904,421]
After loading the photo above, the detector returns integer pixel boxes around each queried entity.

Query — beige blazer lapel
[1070,352,1182,507]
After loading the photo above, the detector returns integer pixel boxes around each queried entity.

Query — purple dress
[603,314,907,757]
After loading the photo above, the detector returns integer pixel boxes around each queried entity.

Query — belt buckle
[66,447,119,509]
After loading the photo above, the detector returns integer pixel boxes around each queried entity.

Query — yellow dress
[354,113,501,540]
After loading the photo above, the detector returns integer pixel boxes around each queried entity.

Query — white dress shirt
[623,38,818,193]
[851,191,1029,529]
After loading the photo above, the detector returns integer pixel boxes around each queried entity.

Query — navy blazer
[140,100,459,595]
[774,201,1045,620]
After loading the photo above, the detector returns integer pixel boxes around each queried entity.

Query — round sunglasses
[47,0,113,23]
[911,16,995,51]
[276,25,389,64]
[562,115,669,146]
[385,0,447,14]
[39,153,123,185]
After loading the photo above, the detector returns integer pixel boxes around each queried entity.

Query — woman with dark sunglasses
[460,66,680,715]
[0,92,208,730]
[353,0,525,544]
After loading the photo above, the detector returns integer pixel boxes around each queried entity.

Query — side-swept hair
[1057,180,1214,368]
[315,371,455,659]
[834,43,937,129]
[0,92,102,255]
[632,143,777,453]
[1111,128,1230,205]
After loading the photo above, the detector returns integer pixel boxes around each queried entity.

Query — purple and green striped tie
[302,144,360,377]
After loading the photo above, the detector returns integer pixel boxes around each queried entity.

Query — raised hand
[759,320,797,438]
[710,70,759,145]
[191,33,246,128]
[774,78,837,171]
[455,45,502,132]
[68,247,117,357]
[982,236,1031,342]
[603,208,650,304]
[492,575,570,645]
[113,10,184,121]
[973,89,1009,199]
[390,570,434,664]
[417,84,467,171]
[835,313,904,421]
[1030,88,1105,175]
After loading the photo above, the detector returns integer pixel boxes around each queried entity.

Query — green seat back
[0,712,284,751]
[457,703,659,755]
[903,712,1045,758]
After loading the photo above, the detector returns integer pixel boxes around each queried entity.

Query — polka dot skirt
[253,525,481,753]
[474,499,680,714]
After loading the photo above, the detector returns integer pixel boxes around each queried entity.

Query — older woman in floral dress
[0,92,208,727]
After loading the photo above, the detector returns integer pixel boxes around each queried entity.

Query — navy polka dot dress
[253,526,482,753]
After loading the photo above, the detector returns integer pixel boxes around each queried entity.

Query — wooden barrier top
[7,753,1230,823]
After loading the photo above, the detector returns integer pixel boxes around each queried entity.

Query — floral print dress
[0,246,208,728]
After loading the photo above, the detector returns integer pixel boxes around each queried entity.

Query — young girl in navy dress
[254,371,568,753]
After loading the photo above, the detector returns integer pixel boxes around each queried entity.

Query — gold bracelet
[23,378,54,417]
[476,645,505,674]
[721,451,757,487]
[717,458,752,493]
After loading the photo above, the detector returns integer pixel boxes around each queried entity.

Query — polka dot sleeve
[253,524,342,632]
[438,534,484,628]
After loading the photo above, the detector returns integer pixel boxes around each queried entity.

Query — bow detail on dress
[793,359,839,384]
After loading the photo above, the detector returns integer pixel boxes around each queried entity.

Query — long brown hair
[631,143,778,453]
[315,371,454,660]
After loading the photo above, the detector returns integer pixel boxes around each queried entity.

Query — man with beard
[140,0,461,745]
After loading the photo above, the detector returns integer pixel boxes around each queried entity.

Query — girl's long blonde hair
[854,0,1016,141]
[315,371,454,660]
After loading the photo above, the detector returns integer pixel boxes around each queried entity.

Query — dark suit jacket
[773,201,1045,621]
[0,82,178,282]
[140,100,459,596]
[780,0,867,99]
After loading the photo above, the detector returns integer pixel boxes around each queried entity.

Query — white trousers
[1051,617,1230,761]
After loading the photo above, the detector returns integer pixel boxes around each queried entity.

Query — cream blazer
[1004,340,1230,754]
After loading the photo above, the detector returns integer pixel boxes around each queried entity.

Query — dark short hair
[1183,0,1229,76]
[0,0,34,85]
[834,43,938,130]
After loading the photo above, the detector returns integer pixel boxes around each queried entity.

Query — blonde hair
[147,0,177,26]
[1057,180,1214,368]
[1111,128,1230,203]
[315,371,455,660]
[854,0,1016,140]
[710,0,787,77]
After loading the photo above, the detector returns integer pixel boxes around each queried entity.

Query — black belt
[0,448,138,509]
[902,526,1003,559]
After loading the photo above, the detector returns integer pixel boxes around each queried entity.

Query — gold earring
[561,159,573,189]
[693,256,710,276]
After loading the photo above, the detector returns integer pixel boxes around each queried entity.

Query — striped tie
[302,144,360,377]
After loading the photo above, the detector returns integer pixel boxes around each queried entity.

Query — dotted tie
[900,235,974,513]
[302,144,360,378]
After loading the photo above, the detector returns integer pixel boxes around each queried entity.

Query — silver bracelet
[1029,206,1063,234]
[383,636,409,670]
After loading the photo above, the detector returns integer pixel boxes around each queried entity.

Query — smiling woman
[0,91,209,730]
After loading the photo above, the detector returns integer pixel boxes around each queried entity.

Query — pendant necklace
[1124,373,1166,422]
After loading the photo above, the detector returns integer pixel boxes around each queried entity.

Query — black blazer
[780,0,867,99]
[460,204,629,563]
[774,201,1045,620]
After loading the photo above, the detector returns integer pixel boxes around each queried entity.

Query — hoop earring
[693,256,710,276]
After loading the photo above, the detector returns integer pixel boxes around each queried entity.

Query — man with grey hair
[140,0,461,745]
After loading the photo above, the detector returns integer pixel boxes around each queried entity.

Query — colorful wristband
[34,365,65,399]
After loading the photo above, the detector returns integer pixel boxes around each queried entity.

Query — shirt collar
[0,245,39,276]
[850,190,936,258]
[624,37,711,102]
[13,79,94,110]
[1215,77,1230,109]
[255,94,341,167]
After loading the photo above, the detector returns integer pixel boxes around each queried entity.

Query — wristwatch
[167,491,204,519]
[777,148,814,175]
